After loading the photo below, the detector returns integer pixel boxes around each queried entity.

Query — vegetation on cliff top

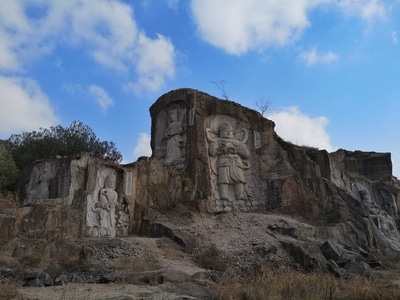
[0,121,122,192]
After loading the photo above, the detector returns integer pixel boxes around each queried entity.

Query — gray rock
[344,261,371,277]
[70,273,84,283]
[327,260,347,278]
[162,269,190,284]
[176,281,212,299]
[26,278,44,287]
[25,271,53,286]
[54,275,68,286]
[321,241,341,261]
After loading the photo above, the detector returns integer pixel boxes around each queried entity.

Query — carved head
[169,110,179,122]
[105,174,116,189]
[219,122,233,139]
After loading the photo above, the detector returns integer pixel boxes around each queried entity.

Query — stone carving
[26,162,53,203]
[206,120,250,202]
[98,174,117,229]
[189,108,195,126]
[254,131,261,149]
[116,197,130,237]
[86,168,129,237]
[163,109,185,165]
[125,172,133,196]
[360,189,398,239]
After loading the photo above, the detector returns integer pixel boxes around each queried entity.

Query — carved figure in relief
[164,109,185,164]
[361,189,397,235]
[27,162,52,203]
[207,122,250,201]
[86,169,130,238]
[97,174,117,229]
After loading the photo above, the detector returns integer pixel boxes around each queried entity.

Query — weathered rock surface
[1,88,400,297]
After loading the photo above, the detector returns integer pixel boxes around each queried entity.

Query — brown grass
[194,244,227,272]
[210,264,400,300]
[0,282,21,300]
[111,255,161,273]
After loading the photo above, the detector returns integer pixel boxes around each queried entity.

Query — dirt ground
[17,283,193,300]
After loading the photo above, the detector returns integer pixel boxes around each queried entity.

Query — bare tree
[210,79,229,100]
[254,98,272,117]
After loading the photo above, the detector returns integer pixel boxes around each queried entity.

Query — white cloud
[191,0,317,55]
[130,33,176,94]
[337,0,386,21]
[267,106,334,152]
[0,76,59,137]
[299,48,339,65]
[88,84,114,111]
[0,0,176,92]
[190,0,388,55]
[133,133,152,158]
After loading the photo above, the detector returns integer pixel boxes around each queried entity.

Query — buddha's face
[105,175,116,189]
[220,127,233,139]
[170,111,178,122]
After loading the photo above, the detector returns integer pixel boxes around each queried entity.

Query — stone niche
[22,155,81,206]
[152,100,187,169]
[85,166,130,238]
[150,88,268,213]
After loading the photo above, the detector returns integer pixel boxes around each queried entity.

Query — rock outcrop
[1,88,400,287]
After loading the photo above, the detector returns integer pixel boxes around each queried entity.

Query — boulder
[321,240,341,261]
[344,261,371,277]
[54,275,68,286]
[24,271,53,286]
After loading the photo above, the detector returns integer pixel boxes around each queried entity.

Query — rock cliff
[1,88,400,293]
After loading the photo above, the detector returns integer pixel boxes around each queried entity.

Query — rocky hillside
[1,88,400,299]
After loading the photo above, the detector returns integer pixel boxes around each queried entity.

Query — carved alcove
[24,157,73,205]
[204,114,263,212]
[86,166,129,238]
[153,100,187,169]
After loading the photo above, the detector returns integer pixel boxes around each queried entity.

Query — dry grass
[194,244,227,272]
[210,264,400,300]
[111,255,161,273]
[0,193,18,209]
[0,282,21,300]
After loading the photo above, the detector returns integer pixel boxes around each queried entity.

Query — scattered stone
[24,271,53,286]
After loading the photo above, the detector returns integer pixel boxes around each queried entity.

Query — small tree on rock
[210,79,229,100]
[254,98,272,117]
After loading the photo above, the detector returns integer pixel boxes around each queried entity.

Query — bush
[8,121,122,170]
[0,141,19,192]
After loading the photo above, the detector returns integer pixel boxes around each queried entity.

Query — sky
[1,0,400,176]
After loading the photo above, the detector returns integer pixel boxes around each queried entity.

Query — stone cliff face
[1,88,400,277]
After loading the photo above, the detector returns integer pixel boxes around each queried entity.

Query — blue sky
[1,0,400,176]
